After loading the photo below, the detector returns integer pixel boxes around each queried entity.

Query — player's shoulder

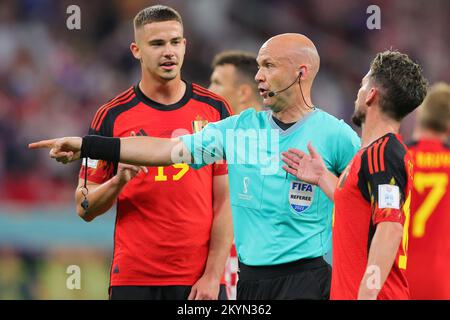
[90,86,138,131]
[368,132,406,153]
[407,139,450,151]
[384,133,408,154]
[191,82,233,119]
[363,133,407,172]
[406,140,419,148]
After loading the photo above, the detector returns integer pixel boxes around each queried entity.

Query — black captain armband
[80,135,121,163]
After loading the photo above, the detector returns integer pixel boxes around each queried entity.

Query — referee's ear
[130,42,142,61]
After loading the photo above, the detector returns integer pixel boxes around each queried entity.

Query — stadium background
[0,0,448,299]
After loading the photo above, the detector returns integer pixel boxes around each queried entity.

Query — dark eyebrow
[148,39,165,45]
[148,37,182,45]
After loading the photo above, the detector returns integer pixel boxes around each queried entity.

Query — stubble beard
[352,105,366,128]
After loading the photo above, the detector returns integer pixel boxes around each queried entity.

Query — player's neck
[139,75,186,105]
[361,112,400,148]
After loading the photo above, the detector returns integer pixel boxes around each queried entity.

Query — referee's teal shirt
[180,108,360,266]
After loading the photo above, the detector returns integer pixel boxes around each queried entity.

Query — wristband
[80,135,121,162]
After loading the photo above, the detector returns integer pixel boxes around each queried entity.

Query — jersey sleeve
[213,160,228,176]
[78,112,116,184]
[179,115,238,170]
[358,136,408,226]
[333,120,361,175]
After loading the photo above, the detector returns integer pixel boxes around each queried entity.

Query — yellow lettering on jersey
[155,164,190,182]
[416,152,450,169]
[412,172,448,237]
[155,166,168,181]
[172,163,189,181]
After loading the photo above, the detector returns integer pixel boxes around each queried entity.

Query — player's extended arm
[357,221,403,300]
[28,136,192,167]
[188,174,233,300]
[282,142,338,201]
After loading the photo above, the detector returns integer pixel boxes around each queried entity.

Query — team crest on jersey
[289,181,315,214]
[192,115,208,133]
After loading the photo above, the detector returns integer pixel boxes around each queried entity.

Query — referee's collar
[134,80,192,111]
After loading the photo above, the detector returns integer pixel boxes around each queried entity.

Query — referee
[30,33,360,300]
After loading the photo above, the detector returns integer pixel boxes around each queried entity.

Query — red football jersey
[331,133,412,300]
[407,139,450,299]
[79,82,232,287]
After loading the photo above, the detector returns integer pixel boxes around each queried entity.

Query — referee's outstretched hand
[281,142,326,186]
[28,137,82,164]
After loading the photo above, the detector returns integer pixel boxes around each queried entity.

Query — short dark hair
[369,50,428,121]
[418,82,450,132]
[134,5,183,29]
[212,50,258,85]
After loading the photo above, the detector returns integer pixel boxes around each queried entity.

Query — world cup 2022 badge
[192,115,209,133]
[289,181,315,214]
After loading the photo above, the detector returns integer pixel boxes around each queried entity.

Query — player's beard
[352,107,366,128]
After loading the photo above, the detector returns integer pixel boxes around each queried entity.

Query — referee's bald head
[260,33,320,85]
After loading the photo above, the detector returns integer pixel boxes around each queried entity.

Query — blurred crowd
[0,247,110,299]
[0,0,449,205]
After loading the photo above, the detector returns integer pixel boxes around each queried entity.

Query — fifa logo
[238,176,252,201]
[291,182,313,192]
[243,177,250,194]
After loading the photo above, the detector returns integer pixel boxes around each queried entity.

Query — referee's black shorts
[109,284,228,300]
[237,256,331,300]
